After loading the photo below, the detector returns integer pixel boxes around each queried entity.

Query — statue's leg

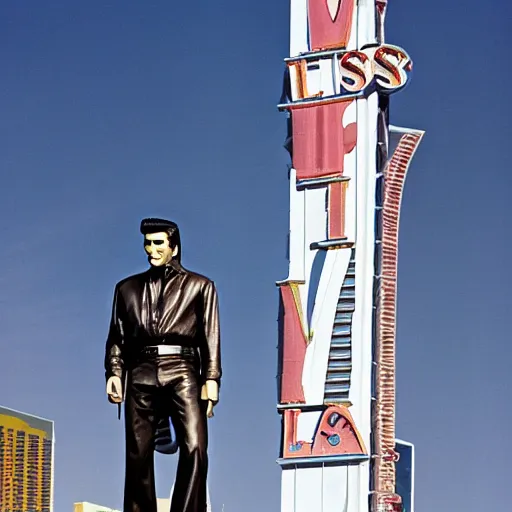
[162,358,208,512]
[124,377,159,512]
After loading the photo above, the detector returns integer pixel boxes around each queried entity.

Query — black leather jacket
[104,259,221,385]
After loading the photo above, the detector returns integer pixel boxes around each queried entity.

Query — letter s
[339,51,372,93]
[373,45,412,92]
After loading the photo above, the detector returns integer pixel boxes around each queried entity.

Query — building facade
[276,1,423,511]
[73,497,172,512]
[395,440,415,512]
[0,406,54,512]
[73,503,120,512]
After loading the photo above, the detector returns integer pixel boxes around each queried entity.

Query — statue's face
[144,232,177,267]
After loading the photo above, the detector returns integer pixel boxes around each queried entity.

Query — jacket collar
[167,259,186,275]
[148,258,186,279]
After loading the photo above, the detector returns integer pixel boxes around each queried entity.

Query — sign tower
[276,2,423,511]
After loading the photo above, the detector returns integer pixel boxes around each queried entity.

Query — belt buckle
[145,346,158,356]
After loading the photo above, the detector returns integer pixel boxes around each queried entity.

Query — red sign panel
[291,101,357,180]
[278,284,307,404]
[308,0,356,51]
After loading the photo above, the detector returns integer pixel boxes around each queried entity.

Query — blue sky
[1,1,510,511]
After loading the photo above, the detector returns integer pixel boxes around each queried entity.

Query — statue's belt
[140,345,196,358]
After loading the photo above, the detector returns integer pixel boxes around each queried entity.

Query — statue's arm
[201,280,222,390]
[105,285,125,402]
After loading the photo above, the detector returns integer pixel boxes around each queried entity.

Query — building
[0,406,54,512]
[157,498,171,512]
[74,497,171,512]
[73,504,120,512]
[395,440,415,512]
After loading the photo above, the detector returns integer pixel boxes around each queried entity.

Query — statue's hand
[106,376,123,404]
[201,380,219,419]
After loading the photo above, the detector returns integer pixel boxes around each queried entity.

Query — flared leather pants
[124,353,208,512]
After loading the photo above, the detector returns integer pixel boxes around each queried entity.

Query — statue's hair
[140,218,182,262]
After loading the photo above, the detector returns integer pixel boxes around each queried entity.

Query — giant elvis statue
[104,218,221,512]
